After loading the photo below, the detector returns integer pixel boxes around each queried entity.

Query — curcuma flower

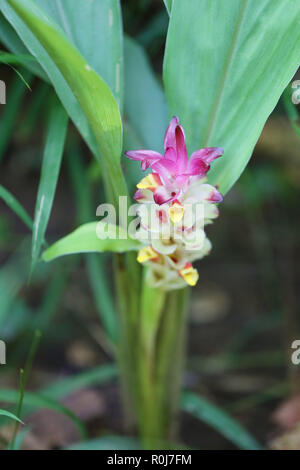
[125,116,223,290]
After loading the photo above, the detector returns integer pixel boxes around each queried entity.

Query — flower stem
[137,280,189,448]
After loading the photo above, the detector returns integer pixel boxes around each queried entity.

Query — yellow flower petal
[137,173,161,190]
[169,202,185,224]
[179,264,199,286]
[137,246,159,263]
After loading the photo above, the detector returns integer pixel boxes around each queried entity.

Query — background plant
[0,0,299,451]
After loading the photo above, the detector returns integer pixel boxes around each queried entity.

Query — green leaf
[124,36,168,152]
[0,1,124,104]
[0,4,95,152]
[140,273,166,355]
[1,365,118,446]
[123,36,168,192]
[0,390,86,438]
[36,0,123,109]
[123,120,145,191]
[5,0,122,156]
[31,98,68,273]
[42,222,140,262]
[18,82,50,139]
[0,410,24,424]
[137,11,169,49]
[1,299,32,341]
[40,364,118,401]
[13,427,31,450]
[2,0,127,203]
[66,436,140,451]
[0,50,35,64]
[0,241,31,326]
[163,0,300,194]
[282,85,300,139]
[66,146,118,344]
[0,12,47,79]
[181,392,263,450]
[0,69,32,162]
[163,0,173,15]
[32,264,72,332]
[86,255,119,344]
[0,184,33,230]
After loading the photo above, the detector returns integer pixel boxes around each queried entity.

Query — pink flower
[125,116,223,205]
[125,117,223,289]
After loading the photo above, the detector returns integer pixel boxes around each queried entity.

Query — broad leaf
[124,36,168,152]
[0,3,96,154]
[0,0,123,109]
[36,0,123,109]
[164,0,300,194]
[31,98,68,273]
[43,222,140,262]
[0,12,47,79]
[2,0,126,202]
[123,37,168,192]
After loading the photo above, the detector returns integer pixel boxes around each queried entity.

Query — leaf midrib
[203,0,248,146]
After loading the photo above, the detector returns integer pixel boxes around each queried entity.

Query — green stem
[114,253,141,429]
[137,273,166,442]
[137,281,189,449]
[154,289,189,446]
[10,330,41,450]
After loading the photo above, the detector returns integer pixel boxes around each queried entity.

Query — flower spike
[125,117,224,289]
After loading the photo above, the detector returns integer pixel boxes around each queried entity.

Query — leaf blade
[37,0,124,109]
[0,1,96,152]
[40,364,118,401]
[1,0,127,203]
[0,184,33,230]
[42,222,140,262]
[181,391,263,450]
[5,0,122,157]
[31,98,68,273]
[0,390,86,439]
[163,0,300,194]
[0,409,24,424]
[163,0,173,15]
[124,36,168,152]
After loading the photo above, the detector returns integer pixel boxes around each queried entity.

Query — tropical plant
[0,0,299,450]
